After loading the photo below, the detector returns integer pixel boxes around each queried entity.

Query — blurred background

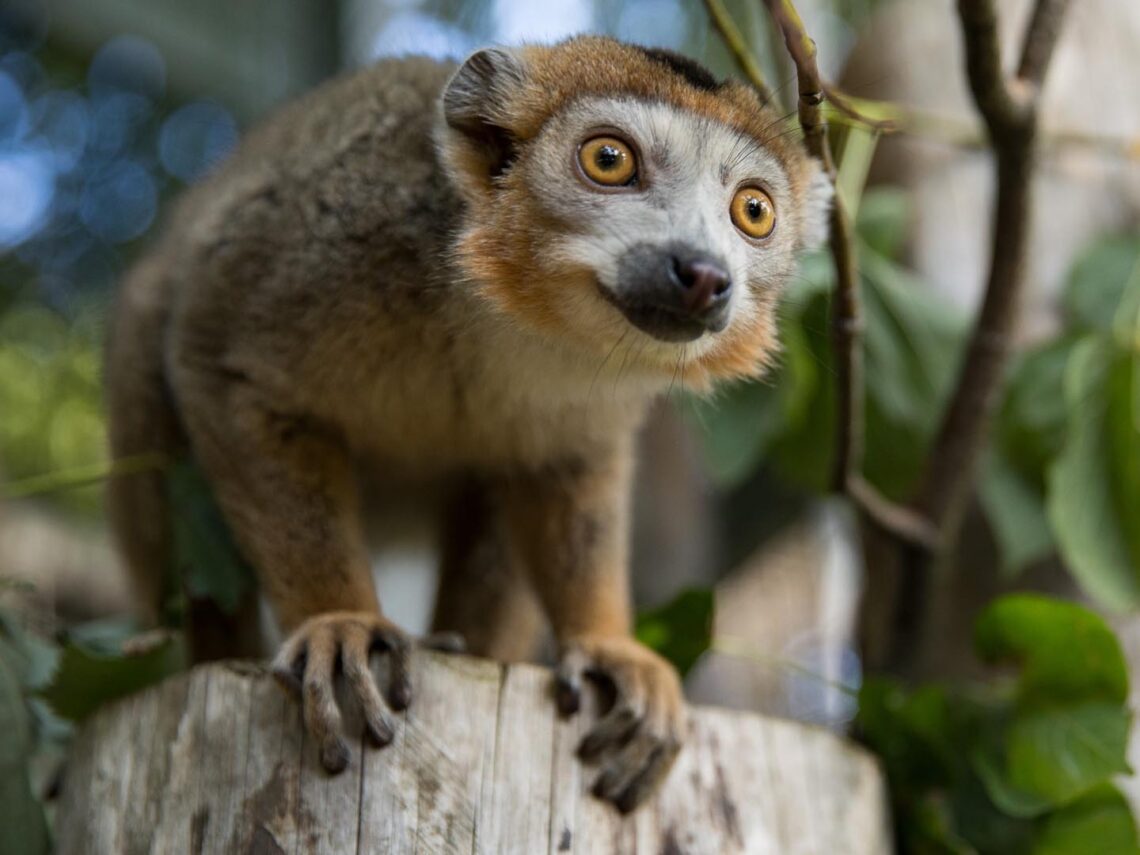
[0,0,889,709]
[1,0,1138,850]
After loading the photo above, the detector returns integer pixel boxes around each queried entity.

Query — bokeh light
[158,101,238,182]
[0,148,53,248]
[87,35,165,102]
[370,11,474,60]
[492,0,594,43]
[0,26,239,307]
[616,0,690,49]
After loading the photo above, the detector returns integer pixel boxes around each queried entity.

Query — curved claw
[555,636,686,812]
[272,611,416,773]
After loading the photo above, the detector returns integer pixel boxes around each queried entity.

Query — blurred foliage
[685,192,1140,607]
[0,610,55,855]
[167,457,257,619]
[0,303,106,515]
[859,595,1137,854]
[0,608,185,854]
[38,619,184,721]
[635,587,714,677]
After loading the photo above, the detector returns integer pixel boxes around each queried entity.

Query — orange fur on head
[442,36,826,388]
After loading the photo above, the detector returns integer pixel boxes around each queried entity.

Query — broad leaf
[635,587,714,677]
[1004,703,1131,810]
[167,457,257,614]
[1063,236,1140,333]
[996,336,1078,489]
[974,594,1128,707]
[0,635,50,855]
[1106,352,1140,572]
[38,633,184,722]
[1033,785,1140,855]
[978,449,1054,578]
[1046,339,1140,610]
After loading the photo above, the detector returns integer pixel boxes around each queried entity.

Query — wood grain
[54,652,891,854]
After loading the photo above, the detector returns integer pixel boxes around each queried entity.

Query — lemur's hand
[555,635,686,813]
[272,611,463,773]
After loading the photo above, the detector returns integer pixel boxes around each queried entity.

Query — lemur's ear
[798,160,834,250]
[441,48,527,195]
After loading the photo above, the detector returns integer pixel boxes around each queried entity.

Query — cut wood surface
[53,651,891,854]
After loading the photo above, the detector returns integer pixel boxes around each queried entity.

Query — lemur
[105,36,831,812]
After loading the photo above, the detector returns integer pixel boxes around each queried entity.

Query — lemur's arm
[504,442,685,814]
[173,371,417,772]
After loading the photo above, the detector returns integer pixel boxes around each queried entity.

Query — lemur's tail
[105,254,186,626]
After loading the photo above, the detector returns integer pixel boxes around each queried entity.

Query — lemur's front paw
[272,611,464,773]
[555,635,686,813]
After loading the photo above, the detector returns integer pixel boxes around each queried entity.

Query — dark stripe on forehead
[635,47,724,93]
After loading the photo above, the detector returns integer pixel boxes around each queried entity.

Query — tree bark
[54,652,890,854]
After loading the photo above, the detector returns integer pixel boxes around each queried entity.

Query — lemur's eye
[731,186,776,239]
[578,136,637,186]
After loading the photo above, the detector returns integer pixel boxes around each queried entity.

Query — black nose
[606,244,735,343]
[671,256,732,315]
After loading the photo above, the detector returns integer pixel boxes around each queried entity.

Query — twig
[702,0,938,552]
[912,0,1070,542]
[1,453,168,499]
[702,0,776,103]
[859,0,1072,674]
[822,83,897,133]
[1017,0,1070,87]
[848,476,940,551]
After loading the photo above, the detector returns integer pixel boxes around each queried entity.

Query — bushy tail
[105,257,186,625]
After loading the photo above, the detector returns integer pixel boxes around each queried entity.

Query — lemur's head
[438,37,831,388]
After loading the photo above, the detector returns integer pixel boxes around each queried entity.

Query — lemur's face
[440,38,831,387]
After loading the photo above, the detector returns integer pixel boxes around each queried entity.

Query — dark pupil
[746,197,764,220]
[596,145,621,170]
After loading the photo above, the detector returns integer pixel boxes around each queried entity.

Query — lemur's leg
[175,370,406,774]
[431,478,545,662]
[504,445,686,813]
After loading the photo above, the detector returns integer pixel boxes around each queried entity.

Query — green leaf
[0,635,50,855]
[635,587,714,677]
[978,449,1055,578]
[1046,338,1140,610]
[682,379,787,488]
[997,336,1079,489]
[973,747,1055,820]
[1033,785,1140,855]
[1063,236,1140,333]
[855,187,910,260]
[1005,703,1131,810]
[1106,351,1140,570]
[38,633,184,722]
[167,457,257,614]
[860,250,968,498]
[974,594,1128,707]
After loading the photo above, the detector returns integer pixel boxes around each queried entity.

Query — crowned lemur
[106,36,831,811]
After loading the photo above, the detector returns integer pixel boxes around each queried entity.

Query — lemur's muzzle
[604,243,733,342]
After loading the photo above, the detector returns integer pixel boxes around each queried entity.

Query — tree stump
[53,652,891,854]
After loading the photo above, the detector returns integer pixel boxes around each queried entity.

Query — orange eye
[731,186,776,239]
[578,136,637,186]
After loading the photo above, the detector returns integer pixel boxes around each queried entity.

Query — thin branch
[702,0,941,552]
[1017,0,1071,87]
[822,83,897,133]
[702,0,776,103]
[763,0,828,162]
[2,453,168,499]
[848,476,941,551]
[957,0,1029,130]
[911,0,1067,544]
[757,0,938,550]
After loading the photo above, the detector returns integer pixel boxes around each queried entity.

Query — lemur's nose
[671,256,732,315]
